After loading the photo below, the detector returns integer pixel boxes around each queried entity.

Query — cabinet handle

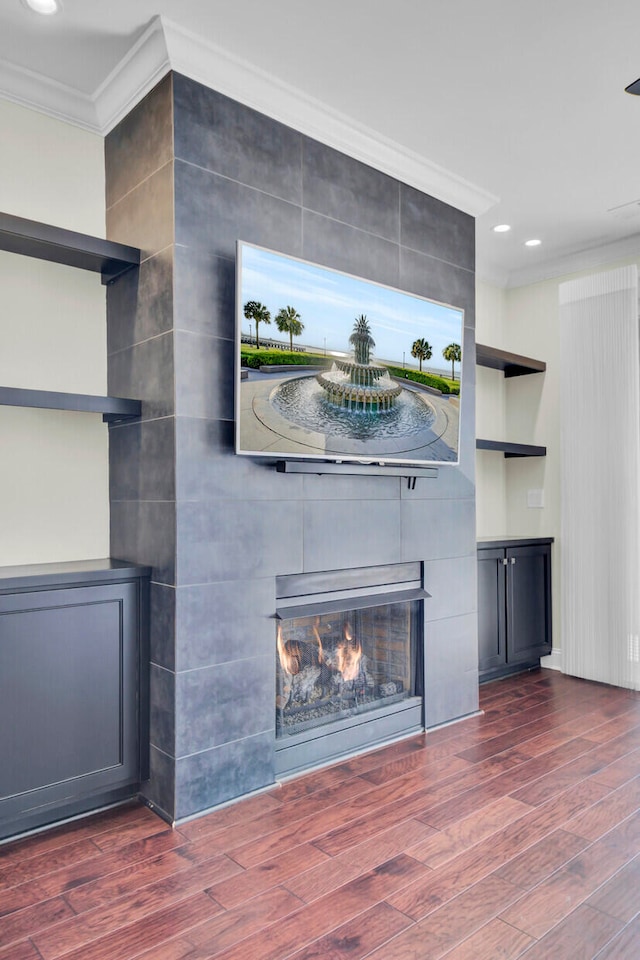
[510,557,516,565]
[501,558,508,566]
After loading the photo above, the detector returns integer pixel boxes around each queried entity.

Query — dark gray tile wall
[105,76,178,817]
[106,71,478,823]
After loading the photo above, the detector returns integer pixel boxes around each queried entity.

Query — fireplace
[275,563,426,776]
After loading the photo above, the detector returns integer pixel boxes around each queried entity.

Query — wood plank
[407,796,532,868]
[134,886,304,960]
[593,913,640,959]
[206,842,331,909]
[367,875,522,959]
[284,819,435,903]
[493,828,590,889]
[387,778,611,922]
[49,893,221,960]
[0,942,41,960]
[205,855,429,960]
[498,813,640,939]
[562,775,640,841]
[590,746,640,788]
[0,897,74,951]
[513,903,623,960]
[32,857,234,960]
[432,917,533,960]
[0,802,150,865]
[585,854,640,923]
[285,901,412,960]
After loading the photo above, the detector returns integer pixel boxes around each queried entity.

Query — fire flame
[336,622,362,681]
[277,624,302,676]
[312,623,324,663]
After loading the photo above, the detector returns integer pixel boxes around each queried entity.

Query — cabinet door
[0,580,141,839]
[477,548,507,673]
[506,544,552,665]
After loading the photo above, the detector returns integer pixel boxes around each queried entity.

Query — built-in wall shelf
[476,344,546,377]
[0,211,140,284]
[0,386,141,423]
[476,439,546,458]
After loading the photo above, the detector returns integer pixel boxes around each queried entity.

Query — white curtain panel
[559,265,640,690]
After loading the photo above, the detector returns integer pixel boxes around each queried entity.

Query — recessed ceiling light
[21,0,61,15]
[525,238,542,247]
[492,224,511,233]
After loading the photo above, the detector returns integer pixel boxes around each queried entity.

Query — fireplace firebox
[275,563,426,776]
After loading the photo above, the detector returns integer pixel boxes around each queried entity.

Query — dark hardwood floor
[1,669,640,959]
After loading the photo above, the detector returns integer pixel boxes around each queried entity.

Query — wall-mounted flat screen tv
[235,241,464,467]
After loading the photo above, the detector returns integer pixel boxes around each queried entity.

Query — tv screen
[235,241,464,467]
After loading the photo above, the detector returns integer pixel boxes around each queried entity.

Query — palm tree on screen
[411,338,432,372]
[243,300,271,349]
[443,342,462,381]
[275,306,304,351]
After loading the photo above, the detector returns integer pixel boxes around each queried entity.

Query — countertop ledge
[0,558,151,591]
[477,536,554,547]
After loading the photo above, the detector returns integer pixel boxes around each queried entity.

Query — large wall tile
[109,417,175,502]
[146,745,176,821]
[302,210,399,288]
[302,499,402,572]
[174,331,234,420]
[400,185,475,272]
[302,137,400,242]
[111,500,176,586]
[107,247,173,355]
[150,583,176,671]
[174,246,235,340]
[176,655,273,756]
[175,579,275,671]
[108,332,174,422]
[107,161,174,260]
[399,246,475,323]
[424,614,479,726]
[150,663,175,756]
[175,418,304,503]
[174,74,303,204]
[175,731,274,819]
[301,472,401,501]
[423,555,477,622]
[175,160,302,260]
[176,500,304,584]
[400,497,476,561]
[105,73,173,209]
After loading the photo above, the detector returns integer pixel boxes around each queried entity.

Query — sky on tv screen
[240,244,463,367]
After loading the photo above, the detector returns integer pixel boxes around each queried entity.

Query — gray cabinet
[478,538,552,682]
[0,560,149,840]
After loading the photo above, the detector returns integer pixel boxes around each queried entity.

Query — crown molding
[93,17,170,134]
[0,15,498,218]
[506,232,640,289]
[160,16,497,217]
[0,57,96,131]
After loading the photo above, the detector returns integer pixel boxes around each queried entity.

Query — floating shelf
[0,386,141,423]
[476,344,546,377]
[476,439,546,458]
[0,211,140,284]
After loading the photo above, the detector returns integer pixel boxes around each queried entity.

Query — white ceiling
[3,0,640,287]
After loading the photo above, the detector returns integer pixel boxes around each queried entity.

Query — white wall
[475,280,507,537]
[0,99,109,566]
[476,255,640,661]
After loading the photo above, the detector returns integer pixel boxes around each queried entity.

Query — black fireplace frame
[274,561,428,776]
